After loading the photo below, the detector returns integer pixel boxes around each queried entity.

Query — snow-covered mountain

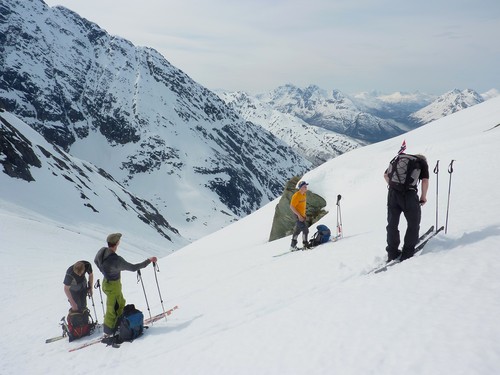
[221,86,497,159]
[0,0,311,240]
[256,84,407,143]
[2,96,500,375]
[218,91,363,166]
[0,110,185,252]
[409,89,484,126]
[350,90,436,125]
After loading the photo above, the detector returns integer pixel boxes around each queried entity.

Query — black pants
[386,188,421,259]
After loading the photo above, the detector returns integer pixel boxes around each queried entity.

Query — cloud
[44,0,500,94]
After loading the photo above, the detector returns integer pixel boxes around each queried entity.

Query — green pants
[102,279,126,332]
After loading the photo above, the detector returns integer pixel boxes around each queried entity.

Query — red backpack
[66,309,96,342]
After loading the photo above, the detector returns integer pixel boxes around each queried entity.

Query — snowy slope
[1,97,500,375]
[0,111,184,251]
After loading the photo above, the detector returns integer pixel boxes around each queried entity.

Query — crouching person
[63,260,93,312]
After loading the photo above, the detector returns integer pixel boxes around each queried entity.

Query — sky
[43,0,500,95]
[2,96,500,374]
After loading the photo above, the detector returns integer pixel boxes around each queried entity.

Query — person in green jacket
[94,233,157,335]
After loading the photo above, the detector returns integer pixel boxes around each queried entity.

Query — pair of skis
[272,235,342,258]
[68,305,178,352]
[48,305,178,352]
[368,225,444,274]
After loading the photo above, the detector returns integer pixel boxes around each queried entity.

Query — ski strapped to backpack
[386,153,424,191]
[45,316,70,343]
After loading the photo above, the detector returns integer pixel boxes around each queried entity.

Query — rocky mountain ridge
[0,110,184,252]
[0,0,311,241]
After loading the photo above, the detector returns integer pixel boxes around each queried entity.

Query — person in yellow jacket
[94,233,157,335]
[289,181,310,250]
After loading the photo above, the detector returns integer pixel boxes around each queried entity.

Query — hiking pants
[291,220,309,246]
[102,279,126,333]
[386,188,421,258]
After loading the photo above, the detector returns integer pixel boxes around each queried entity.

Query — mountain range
[217,90,363,167]
[1,0,498,245]
[0,0,311,243]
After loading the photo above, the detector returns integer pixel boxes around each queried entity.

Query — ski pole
[94,279,105,316]
[152,262,167,322]
[433,160,440,231]
[137,270,152,320]
[89,291,98,324]
[445,160,455,234]
[336,194,343,239]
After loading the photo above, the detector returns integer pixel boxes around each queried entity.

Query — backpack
[118,304,144,342]
[386,154,422,191]
[67,309,95,342]
[309,224,331,247]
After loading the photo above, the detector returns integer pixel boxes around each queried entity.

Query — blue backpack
[118,304,144,342]
[309,224,331,247]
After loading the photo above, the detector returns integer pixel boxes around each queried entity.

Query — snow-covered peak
[410,88,484,126]
[255,85,406,142]
[219,91,363,166]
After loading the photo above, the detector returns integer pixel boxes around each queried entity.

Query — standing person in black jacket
[384,154,429,262]
[94,233,157,335]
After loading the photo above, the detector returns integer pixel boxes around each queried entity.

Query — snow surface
[1,97,500,374]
